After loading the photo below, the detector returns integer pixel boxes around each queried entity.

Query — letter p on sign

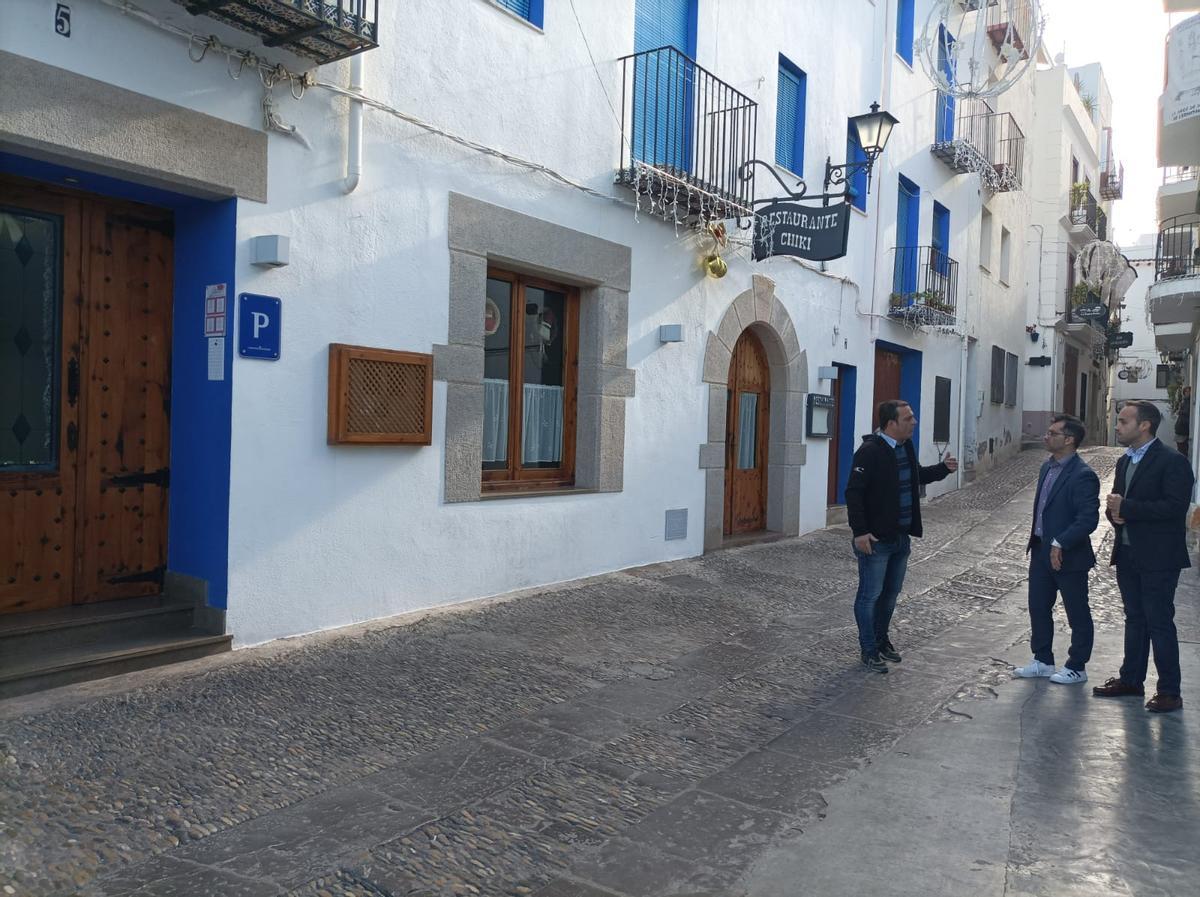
[238,293,282,360]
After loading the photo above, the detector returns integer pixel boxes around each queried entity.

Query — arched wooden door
[725,330,770,535]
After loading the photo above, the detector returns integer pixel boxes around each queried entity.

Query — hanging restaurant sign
[752,201,852,262]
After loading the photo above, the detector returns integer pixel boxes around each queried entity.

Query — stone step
[0,630,232,700]
[0,596,197,667]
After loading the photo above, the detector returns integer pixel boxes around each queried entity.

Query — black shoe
[861,652,888,674]
[877,641,902,663]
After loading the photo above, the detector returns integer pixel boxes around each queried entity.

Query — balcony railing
[176,1,378,64]
[986,0,1035,59]
[931,96,1024,192]
[1100,161,1124,200]
[1155,213,1200,281]
[1163,165,1198,185]
[618,46,758,222]
[889,246,959,326]
[1069,187,1103,238]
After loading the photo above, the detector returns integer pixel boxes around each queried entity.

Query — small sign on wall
[54,3,71,37]
[238,293,282,360]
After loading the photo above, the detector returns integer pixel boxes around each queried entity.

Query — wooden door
[1063,346,1079,417]
[828,368,842,505]
[1,177,173,614]
[724,330,770,535]
[873,347,903,429]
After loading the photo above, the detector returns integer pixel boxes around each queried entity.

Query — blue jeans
[853,534,911,655]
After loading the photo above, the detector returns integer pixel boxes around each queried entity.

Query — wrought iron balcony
[1156,214,1200,281]
[175,1,378,65]
[1163,165,1198,185]
[617,46,758,224]
[889,246,959,326]
[931,96,1024,192]
[986,0,1034,58]
[1100,160,1124,200]
[1068,186,1102,239]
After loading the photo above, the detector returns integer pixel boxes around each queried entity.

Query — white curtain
[523,383,564,464]
[483,379,564,465]
[482,378,509,463]
[737,393,758,469]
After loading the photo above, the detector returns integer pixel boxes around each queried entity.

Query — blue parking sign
[238,293,282,360]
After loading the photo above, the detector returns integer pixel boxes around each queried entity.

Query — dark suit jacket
[1026,453,1100,572]
[1107,439,1194,570]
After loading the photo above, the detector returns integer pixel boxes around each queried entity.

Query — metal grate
[328,344,432,445]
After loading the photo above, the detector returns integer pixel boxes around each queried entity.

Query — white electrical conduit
[343,54,364,194]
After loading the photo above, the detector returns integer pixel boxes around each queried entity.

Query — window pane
[736,393,758,469]
[483,277,512,470]
[0,210,61,470]
[522,286,567,467]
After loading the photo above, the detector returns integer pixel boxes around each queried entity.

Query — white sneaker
[1049,668,1088,685]
[1013,658,1056,678]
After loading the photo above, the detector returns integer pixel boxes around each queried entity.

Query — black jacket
[1106,439,1194,570]
[845,434,952,539]
[1025,453,1100,571]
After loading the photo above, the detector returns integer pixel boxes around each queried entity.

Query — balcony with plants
[889,246,959,327]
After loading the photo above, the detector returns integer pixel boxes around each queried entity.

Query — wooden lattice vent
[327,344,433,445]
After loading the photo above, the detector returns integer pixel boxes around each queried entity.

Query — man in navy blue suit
[1014,414,1100,684]
[1093,401,1195,713]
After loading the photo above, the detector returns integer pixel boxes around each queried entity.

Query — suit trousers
[1114,545,1183,695]
[1027,542,1093,671]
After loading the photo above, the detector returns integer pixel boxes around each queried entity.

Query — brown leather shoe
[1146,693,1183,713]
[1092,677,1145,697]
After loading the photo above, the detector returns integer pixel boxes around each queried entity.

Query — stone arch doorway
[700,275,808,551]
[725,329,771,534]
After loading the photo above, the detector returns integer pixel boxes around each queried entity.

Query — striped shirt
[881,432,913,532]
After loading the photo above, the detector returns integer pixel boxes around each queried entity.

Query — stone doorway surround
[700,275,808,551]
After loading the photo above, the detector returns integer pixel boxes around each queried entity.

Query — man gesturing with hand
[845,400,956,673]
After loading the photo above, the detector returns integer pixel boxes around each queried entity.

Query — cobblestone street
[2,447,1198,897]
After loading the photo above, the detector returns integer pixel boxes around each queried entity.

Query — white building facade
[0,0,1046,656]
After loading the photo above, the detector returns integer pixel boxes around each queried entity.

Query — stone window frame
[700,275,808,550]
[435,193,634,502]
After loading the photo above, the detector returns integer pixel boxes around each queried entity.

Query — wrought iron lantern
[824,102,899,197]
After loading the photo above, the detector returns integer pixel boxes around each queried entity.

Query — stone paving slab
[7,447,1196,897]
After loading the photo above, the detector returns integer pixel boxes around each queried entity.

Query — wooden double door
[1,177,173,615]
[724,330,770,535]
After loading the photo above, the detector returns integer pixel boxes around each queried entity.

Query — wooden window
[482,268,579,492]
[327,344,433,445]
[1004,351,1019,406]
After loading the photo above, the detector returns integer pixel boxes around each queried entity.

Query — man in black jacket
[845,400,956,673]
[1093,400,1195,712]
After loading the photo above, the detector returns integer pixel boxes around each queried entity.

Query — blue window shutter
[846,122,868,211]
[634,0,696,54]
[896,0,915,64]
[495,0,533,21]
[776,57,805,175]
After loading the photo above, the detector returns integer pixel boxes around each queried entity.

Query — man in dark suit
[1093,400,1195,713]
[845,400,956,674]
[1013,414,1099,684]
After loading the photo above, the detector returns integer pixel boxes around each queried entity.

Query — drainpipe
[343,54,365,194]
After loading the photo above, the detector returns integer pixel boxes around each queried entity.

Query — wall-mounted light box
[807,393,835,438]
[250,234,290,268]
[659,324,684,343]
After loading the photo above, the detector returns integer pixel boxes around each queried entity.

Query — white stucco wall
[2,0,1045,646]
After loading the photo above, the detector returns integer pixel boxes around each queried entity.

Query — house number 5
[54,3,71,37]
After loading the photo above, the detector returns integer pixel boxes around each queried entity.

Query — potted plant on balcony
[1069,182,1089,222]
[1069,283,1090,307]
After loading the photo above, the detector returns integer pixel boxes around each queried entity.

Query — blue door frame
[932,201,950,277]
[935,25,956,142]
[876,340,923,452]
[835,363,857,503]
[0,153,236,610]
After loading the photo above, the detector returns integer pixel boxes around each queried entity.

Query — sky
[1040,0,1184,247]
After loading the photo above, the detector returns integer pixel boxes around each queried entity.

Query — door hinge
[106,467,170,488]
[107,565,165,586]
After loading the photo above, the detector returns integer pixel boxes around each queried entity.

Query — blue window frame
[894,175,920,295]
[494,0,544,28]
[935,25,956,141]
[776,56,807,175]
[896,0,915,65]
[932,201,950,276]
[846,121,868,212]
